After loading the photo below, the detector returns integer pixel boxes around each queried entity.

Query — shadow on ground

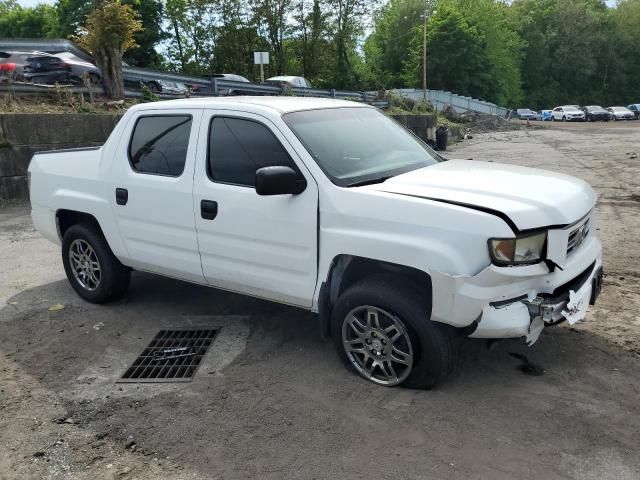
[1,272,639,479]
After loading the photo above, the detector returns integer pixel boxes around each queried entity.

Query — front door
[193,111,318,307]
[109,109,205,283]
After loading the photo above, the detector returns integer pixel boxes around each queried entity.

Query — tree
[121,0,165,68]
[609,0,640,103]
[450,0,524,106]
[251,0,292,75]
[511,0,611,108]
[290,0,328,80]
[0,0,57,38]
[363,0,435,89]
[211,0,265,79]
[403,4,496,101]
[56,0,163,68]
[76,1,143,99]
[164,0,217,74]
[329,0,369,88]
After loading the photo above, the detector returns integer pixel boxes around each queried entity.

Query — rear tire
[331,275,459,389]
[62,223,130,304]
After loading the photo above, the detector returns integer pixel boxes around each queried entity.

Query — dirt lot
[1,121,639,480]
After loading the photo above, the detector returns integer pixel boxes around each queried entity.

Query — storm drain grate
[118,329,218,383]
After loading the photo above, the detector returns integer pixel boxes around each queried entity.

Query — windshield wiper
[347,176,392,187]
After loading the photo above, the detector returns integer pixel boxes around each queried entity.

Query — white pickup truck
[29,97,603,388]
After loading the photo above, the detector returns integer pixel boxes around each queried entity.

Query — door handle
[200,200,218,220]
[115,188,128,206]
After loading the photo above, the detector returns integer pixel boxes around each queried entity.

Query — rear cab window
[128,115,193,176]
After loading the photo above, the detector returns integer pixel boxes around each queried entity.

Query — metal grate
[118,329,218,383]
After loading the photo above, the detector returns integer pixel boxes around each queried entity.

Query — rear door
[192,111,318,307]
[109,109,205,283]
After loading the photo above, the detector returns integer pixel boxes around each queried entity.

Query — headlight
[488,231,547,266]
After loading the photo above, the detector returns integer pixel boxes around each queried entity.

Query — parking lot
[1,121,639,480]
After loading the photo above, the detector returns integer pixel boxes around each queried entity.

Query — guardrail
[0,81,184,100]
[0,77,389,107]
[208,78,382,105]
[391,88,509,117]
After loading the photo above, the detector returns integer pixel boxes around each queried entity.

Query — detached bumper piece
[521,264,602,345]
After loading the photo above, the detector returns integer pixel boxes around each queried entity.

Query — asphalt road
[1,121,639,480]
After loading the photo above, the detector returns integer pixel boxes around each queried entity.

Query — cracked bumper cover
[430,235,602,342]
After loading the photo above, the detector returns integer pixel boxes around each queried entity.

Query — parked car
[265,75,313,88]
[0,59,17,81]
[536,110,553,121]
[516,108,537,120]
[551,106,585,122]
[28,98,603,389]
[0,51,70,84]
[584,105,610,122]
[626,103,640,119]
[210,73,251,95]
[53,51,102,85]
[607,106,635,121]
[156,80,190,95]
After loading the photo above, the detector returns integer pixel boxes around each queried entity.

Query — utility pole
[423,7,427,102]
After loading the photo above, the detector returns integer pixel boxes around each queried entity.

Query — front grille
[567,217,590,256]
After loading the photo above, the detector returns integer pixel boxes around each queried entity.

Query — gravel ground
[1,121,639,480]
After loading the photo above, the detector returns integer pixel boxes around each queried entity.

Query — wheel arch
[318,255,432,338]
[56,209,104,242]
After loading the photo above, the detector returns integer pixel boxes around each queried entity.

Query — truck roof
[129,96,370,114]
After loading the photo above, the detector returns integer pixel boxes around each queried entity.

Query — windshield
[587,106,605,112]
[564,106,580,112]
[283,107,441,186]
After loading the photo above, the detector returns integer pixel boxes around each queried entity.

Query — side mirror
[255,166,306,196]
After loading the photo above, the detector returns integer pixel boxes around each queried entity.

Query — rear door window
[128,115,192,176]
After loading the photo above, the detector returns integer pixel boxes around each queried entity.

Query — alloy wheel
[342,305,414,386]
[69,239,101,291]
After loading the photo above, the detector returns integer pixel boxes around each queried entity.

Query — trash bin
[436,126,449,151]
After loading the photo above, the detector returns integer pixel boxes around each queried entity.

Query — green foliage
[0,0,58,38]
[2,0,640,107]
[76,1,142,54]
[403,5,497,101]
[449,0,524,106]
[76,1,143,99]
[387,91,435,114]
[511,0,613,108]
[140,81,159,102]
[54,0,163,68]
[364,0,436,88]
[122,0,165,68]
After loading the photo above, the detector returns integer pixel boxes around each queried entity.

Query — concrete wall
[0,112,440,201]
[0,114,121,200]
[389,114,438,142]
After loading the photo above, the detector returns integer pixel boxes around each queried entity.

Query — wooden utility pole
[423,7,427,102]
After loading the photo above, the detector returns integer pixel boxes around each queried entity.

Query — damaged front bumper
[430,235,603,345]
[519,264,603,344]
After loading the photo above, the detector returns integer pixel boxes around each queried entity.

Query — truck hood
[366,160,595,232]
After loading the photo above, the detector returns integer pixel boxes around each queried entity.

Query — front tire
[331,275,459,389]
[62,223,130,304]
